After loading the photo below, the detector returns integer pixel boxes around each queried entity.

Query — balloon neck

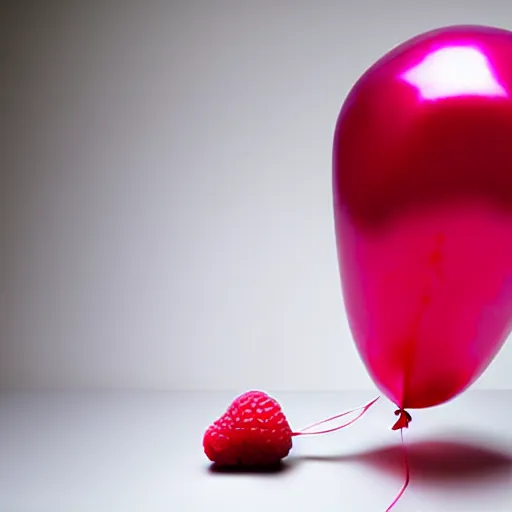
[392,409,412,430]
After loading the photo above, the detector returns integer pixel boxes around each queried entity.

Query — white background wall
[1,0,511,392]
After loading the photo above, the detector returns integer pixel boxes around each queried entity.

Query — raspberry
[203,390,293,467]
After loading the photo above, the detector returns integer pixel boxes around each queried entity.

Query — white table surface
[0,390,510,511]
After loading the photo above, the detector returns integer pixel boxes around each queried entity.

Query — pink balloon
[332,25,512,411]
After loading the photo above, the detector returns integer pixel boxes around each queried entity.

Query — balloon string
[386,428,410,511]
[291,396,380,436]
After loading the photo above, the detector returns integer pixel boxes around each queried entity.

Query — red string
[291,396,410,509]
[291,396,380,436]
[386,428,410,511]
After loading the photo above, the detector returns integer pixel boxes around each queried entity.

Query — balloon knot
[392,409,412,430]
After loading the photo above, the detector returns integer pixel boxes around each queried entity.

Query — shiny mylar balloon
[333,25,512,414]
